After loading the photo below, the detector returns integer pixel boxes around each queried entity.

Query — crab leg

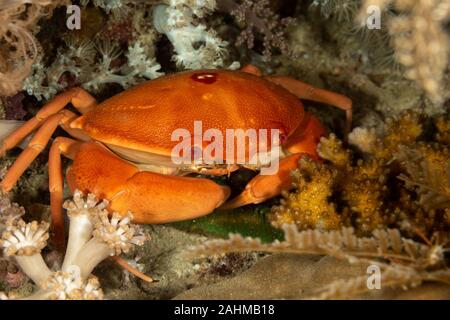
[266,76,352,134]
[1,111,73,192]
[48,137,83,248]
[241,64,352,134]
[0,87,96,157]
[240,64,263,76]
[111,256,155,283]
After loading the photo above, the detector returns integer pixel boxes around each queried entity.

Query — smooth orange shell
[71,70,304,157]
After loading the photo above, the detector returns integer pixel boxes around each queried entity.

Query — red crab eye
[191,72,217,84]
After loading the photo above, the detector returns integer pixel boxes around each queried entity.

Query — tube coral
[0,190,147,300]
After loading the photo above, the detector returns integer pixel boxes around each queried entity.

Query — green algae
[169,206,283,243]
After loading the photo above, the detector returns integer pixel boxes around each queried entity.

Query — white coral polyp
[348,127,378,153]
[63,189,107,218]
[1,220,49,256]
[93,211,146,256]
[1,190,148,299]
[43,271,104,300]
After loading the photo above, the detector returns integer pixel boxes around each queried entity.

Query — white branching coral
[153,1,232,69]
[0,190,148,300]
[80,0,128,13]
[24,35,163,100]
[126,42,163,79]
[82,39,163,92]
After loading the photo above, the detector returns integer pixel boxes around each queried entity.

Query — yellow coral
[372,111,423,160]
[270,110,449,236]
[397,145,450,211]
[435,114,450,144]
[340,159,389,232]
[317,133,350,168]
[270,157,341,230]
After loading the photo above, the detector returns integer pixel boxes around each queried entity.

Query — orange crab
[0,65,351,246]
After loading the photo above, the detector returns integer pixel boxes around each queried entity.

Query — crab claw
[220,153,304,209]
[66,142,231,224]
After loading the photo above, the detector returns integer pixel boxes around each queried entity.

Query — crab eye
[191,72,218,84]
[268,122,288,145]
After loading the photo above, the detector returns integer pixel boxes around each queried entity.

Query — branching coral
[20,1,163,100]
[153,1,231,69]
[397,145,450,211]
[184,223,450,299]
[271,111,450,236]
[349,110,423,160]
[153,0,295,68]
[0,190,147,300]
[80,0,131,13]
[216,0,295,60]
[271,158,341,230]
[271,134,391,232]
[82,39,163,92]
[24,35,163,100]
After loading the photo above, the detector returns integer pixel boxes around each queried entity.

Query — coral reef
[0,0,68,97]
[216,0,295,60]
[0,0,449,301]
[271,111,450,235]
[153,1,231,70]
[184,223,450,299]
[24,9,163,100]
[1,0,296,100]
[358,0,450,105]
[271,158,341,230]
[311,0,450,105]
[0,190,147,300]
